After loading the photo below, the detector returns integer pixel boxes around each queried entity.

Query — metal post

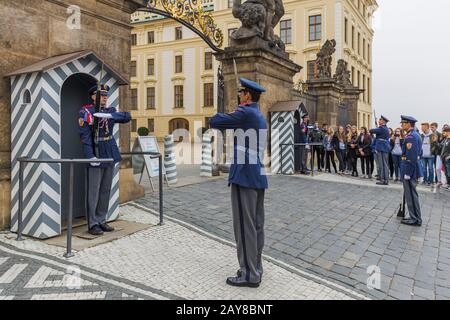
[311,145,315,177]
[16,160,24,241]
[158,154,164,226]
[280,144,284,175]
[64,163,74,258]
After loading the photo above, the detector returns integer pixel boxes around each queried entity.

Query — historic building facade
[130,0,378,141]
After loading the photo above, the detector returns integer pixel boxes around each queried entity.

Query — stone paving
[0,205,358,300]
[135,173,450,300]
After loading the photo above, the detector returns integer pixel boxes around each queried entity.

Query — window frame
[174,85,184,108]
[147,87,156,110]
[309,15,322,41]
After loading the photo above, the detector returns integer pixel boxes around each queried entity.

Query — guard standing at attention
[370,115,391,185]
[79,84,132,236]
[400,115,423,227]
[210,78,268,288]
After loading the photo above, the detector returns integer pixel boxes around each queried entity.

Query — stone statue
[316,39,336,79]
[231,0,285,50]
[334,59,352,87]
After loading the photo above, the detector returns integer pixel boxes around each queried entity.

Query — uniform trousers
[231,184,265,284]
[404,179,422,224]
[376,152,390,182]
[88,165,114,229]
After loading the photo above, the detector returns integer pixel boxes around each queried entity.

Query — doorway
[60,73,97,221]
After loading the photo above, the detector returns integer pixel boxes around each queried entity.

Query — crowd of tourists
[295,115,450,190]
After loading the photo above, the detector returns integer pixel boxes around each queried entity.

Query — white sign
[137,136,165,178]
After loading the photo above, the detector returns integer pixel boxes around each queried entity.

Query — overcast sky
[372,0,450,128]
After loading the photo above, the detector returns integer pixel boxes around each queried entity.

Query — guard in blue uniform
[370,115,391,185]
[79,84,132,235]
[210,78,268,288]
[400,115,423,227]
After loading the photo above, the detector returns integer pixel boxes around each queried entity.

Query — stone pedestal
[306,79,362,127]
[215,38,302,119]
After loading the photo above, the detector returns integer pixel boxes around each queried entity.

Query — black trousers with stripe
[231,184,265,284]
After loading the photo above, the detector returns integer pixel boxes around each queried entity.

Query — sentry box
[6,50,128,239]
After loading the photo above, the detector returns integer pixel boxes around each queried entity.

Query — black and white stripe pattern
[270,112,295,175]
[9,55,120,239]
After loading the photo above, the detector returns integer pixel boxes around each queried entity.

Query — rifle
[396,191,406,218]
[92,64,105,158]
[233,59,240,106]
[373,109,378,128]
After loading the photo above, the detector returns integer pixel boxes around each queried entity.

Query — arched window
[23,89,31,105]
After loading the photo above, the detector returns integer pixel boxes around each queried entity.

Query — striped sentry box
[7,51,127,239]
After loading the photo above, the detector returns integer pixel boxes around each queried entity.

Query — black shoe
[376,181,385,185]
[88,225,104,236]
[401,219,422,227]
[226,276,260,288]
[99,223,115,232]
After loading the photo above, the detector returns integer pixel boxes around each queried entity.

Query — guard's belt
[95,136,112,143]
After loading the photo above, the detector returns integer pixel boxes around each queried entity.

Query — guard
[210,78,268,288]
[400,115,423,227]
[370,115,391,185]
[79,84,132,236]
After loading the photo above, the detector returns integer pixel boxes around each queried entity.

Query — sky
[372,0,450,128]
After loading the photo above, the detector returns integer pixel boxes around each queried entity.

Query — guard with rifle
[78,82,132,236]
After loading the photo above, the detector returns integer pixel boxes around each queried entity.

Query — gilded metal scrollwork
[146,0,223,49]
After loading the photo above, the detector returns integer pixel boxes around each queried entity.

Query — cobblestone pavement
[136,174,450,300]
[0,205,358,300]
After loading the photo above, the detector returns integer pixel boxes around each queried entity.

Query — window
[357,70,361,88]
[357,33,361,55]
[204,52,213,70]
[131,119,137,132]
[307,61,318,80]
[309,15,321,41]
[131,61,137,77]
[363,38,366,60]
[228,28,237,46]
[148,119,155,132]
[204,83,214,107]
[174,85,184,108]
[175,55,183,73]
[368,77,371,104]
[351,66,355,85]
[352,26,355,49]
[344,18,348,44]
[228,0,234,8]
[130,89,138,110]
[280,19,292,44]
[148,31,155,44]
[23,90,31,104]
[175,27,183,40]
[363,74,366,102]
[147,87,156,109]
[147,59,154,76]
[205,117,212,129]
[368,43,371,64]
[131,34,137,46]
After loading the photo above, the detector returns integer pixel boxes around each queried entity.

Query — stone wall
[0,0,144,229]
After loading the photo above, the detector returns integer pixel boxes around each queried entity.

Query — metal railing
[279,142,324,177]
[15,151,164,258]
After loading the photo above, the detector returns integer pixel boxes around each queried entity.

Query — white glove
[404,175,411,180]
[90,157,101,167]
[93,113,113,119]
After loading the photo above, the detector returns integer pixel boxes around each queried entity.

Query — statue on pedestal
[231,0,285,50]
[334,59,352,87]
[316,39,336,79]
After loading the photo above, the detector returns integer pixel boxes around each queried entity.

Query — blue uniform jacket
[401,129,423,180]
[370,125,391,153]
[79,105,131,168]
[209,103,268,190]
